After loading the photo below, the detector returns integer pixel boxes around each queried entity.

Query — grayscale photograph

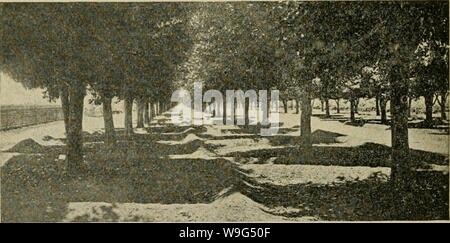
[0,1,448,223]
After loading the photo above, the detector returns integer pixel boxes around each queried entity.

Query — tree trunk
[282,98,288,113]
[354,98,359,114]
[320,99,324,112]
[390,66,411,186]
[223,97,227,125]
[300,94,312,161]
[244,99,250,126]
[144,100,150,125]
[151,102,156,118]
[440,91,447,120]
[60,84,70,136]
[390,65,415,220]
[380,96,387,124]
[102,96,116,146]
[260,97,269,127]
[424,93,434,127]
[375,95,380,116]
[391,95,411,182]
[124,96,134,138]
[66,85,85,175]
[136,98,144,128]
[234,99,238,125]
[325,99,330,117]
[350,98,356,122]
[295,99,300,114]
[407,96,412,118]
[211,101,216,117]
[335,99,340,114]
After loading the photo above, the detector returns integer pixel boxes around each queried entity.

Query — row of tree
[1,3,195,174]
[277,2,448,124]
[1,2,448,186]
[191,2,448,185]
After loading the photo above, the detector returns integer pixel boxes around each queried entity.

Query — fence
[0,105,64,130]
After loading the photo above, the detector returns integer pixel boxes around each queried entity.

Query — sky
[0,72,61,106]
[0,72,126,112]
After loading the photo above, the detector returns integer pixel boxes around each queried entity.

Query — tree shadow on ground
[1,152,247,222]
[2,137,447,222]
[198,133,260,140]
[407,118,449,130]
[239,170,448,220]
[1,154,72,222]
[219,123,285,134]
[196,128,346,145]
[315,114,449,130]
[145,125,208,135]
[312,114,348,121]
[338,119,368,127]
[5,138,65,154]
[312,114,374,127]
[338,118,450,130]
[3,120,447,222]
[225,142,448,168]
[83,126,209,142]
[266,129,346,146]
[3,131,224,163]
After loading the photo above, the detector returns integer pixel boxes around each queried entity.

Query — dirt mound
[169,146,218,159]
[190,146,216,158]
[180,134,204,143]
[158,133,205,145]
[6,138,46,153]
[161,127,195,135]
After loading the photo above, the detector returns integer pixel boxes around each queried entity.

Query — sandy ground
[308,112,448,155]
[240,164,390,186]
[64,192,318,222]
[1,105,448,222]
